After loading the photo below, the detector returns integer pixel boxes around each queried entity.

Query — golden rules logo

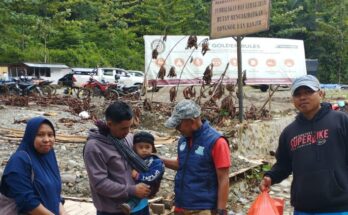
[151,39,166,54]
[195,146,205,156]
[179,142,186,151]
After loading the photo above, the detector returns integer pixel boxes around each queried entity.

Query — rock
[279,179,291,188]
[271,186,282,192]
[278,193,290,199]
[252,188,259,193]
[61,173,76,183]
[163,198,174,209]
[79,111,90,119]
[150,204,165,214]
[76,171,82,178]
[68,160,78,167]
[44,112,57,116]
[228,211,244,215]
[237,197,249,204]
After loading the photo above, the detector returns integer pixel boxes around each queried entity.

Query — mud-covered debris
[186,35,198,49]
[152,49,159,59]
[245,105,258,120]
[4,96,29,106]
[143,98,152,111]
[132,106,142,127]
[203,64,213,85]
[158,66,166,80]
[13,119,28,124]
[183,86,196,99]
[221,95,236,117]
[213,84,225,100]
[226,84,236,92]
[201,39,210,56]
[59,118,78,124]
[167,67,177,78]
[169,87,177,102]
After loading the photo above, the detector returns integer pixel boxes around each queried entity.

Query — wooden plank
[0,127,176,144]
[63,197,164,215]
[63,196,93,202]
[149,197,163,203]
[63,200,96,215]
[0,127,87,143]
[229,163,262,178]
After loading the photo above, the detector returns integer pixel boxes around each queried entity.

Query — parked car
[99,68,143,87]
[128,70,144,78]
[127,70,163,92]
[127,70,145,87]
[58,67,144,89]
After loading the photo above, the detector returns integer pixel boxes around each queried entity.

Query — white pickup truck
[71,67,144,87]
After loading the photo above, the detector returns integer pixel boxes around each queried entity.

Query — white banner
[144,35,307,86]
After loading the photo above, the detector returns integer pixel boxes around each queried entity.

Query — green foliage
[219,109,230,117]
[255,0,348,83]
[245,164,272,185]
[262,163,272,172]
[0,0,346,83]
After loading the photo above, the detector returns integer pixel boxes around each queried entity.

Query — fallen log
[0,127,87,143]
[0,127,176,145]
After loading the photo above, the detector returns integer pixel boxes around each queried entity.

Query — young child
[121,131,165,214]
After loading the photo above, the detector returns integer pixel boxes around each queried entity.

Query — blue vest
[175,121,222,209]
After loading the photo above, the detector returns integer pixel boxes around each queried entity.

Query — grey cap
[165,99,201,128]
[291,75,320,95]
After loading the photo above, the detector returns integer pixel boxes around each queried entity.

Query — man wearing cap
[161,99,231,215]
[260,75,348,215]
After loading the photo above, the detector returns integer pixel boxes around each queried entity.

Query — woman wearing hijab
[0,116,68,215]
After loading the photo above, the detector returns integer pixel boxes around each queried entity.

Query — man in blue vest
[161,99,231,215]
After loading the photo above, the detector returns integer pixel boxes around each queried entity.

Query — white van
[70,67,143,87]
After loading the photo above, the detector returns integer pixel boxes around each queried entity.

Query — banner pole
[236,36,244,123]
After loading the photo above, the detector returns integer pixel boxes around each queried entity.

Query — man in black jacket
[260,75,348,214]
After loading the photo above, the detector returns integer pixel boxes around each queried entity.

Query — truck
[60,67,144,88]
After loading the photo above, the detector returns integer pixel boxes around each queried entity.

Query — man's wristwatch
[216,209,227,215]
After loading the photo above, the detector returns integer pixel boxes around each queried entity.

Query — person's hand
[134,183,151,198]
[59,202,69,215]
[132,170,138,179]
[259,176,272,192]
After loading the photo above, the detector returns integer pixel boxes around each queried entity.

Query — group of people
[0,75,347,215]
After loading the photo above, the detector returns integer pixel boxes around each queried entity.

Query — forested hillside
[0,0,346,83]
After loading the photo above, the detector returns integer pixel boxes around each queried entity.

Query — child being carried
[121,131,165,214]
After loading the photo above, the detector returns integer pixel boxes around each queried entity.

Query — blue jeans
[294,211,348,215]
[127,197,141,210]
